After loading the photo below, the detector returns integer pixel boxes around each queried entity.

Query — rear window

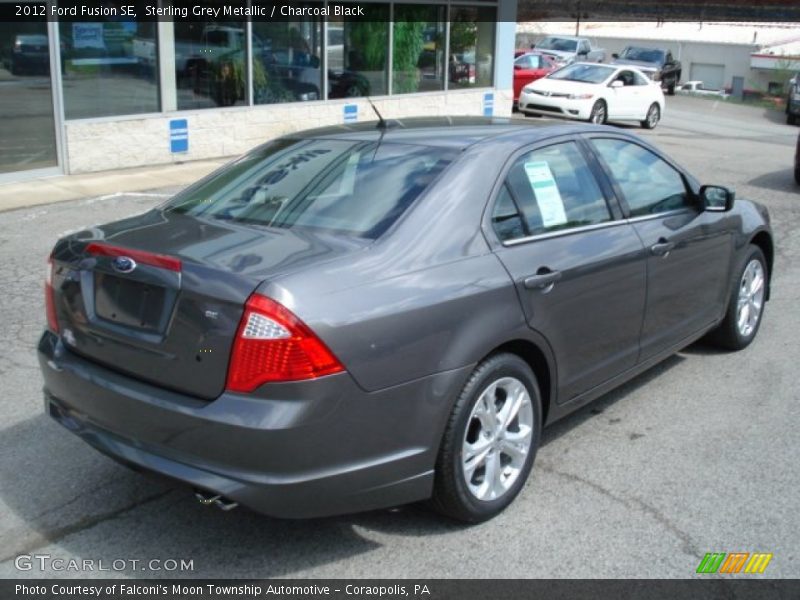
[165,139,455,238]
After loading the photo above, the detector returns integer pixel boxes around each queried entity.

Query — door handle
[523,270,562,291]
[650,238,675,257]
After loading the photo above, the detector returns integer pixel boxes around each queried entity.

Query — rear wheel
[667,82,676,96]
[706,245,767,350]
[788,113,798,126]
[641,103,660,129]
[588,100,607,125]
[430,353,541,523]
[795,167,800,185]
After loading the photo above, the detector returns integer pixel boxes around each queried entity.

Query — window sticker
[524,161,568,228]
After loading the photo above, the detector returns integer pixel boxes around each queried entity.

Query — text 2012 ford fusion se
[39,118,773,522]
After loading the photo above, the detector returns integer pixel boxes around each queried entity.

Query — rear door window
[500,141,611,238]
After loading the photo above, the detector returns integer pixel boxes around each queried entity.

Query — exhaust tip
[194,489,238,511]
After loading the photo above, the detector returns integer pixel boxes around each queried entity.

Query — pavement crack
[0,489,174,563]
[539,462,701,559]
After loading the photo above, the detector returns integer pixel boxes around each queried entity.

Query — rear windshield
[165,138,455,238]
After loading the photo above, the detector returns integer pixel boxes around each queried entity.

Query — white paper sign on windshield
[524,161,567,228]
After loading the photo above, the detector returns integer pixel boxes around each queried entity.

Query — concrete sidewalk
[0,158,228,213]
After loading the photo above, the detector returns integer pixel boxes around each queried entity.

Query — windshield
[537,37,578,52]
[620,47,665,63]
[165,139,454,239]
[548,63,615,84]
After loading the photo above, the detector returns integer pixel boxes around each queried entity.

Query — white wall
[64,88,513,174]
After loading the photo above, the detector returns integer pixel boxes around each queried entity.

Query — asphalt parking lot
[0,95,798,579]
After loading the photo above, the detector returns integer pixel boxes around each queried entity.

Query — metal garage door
[689,63,725,91]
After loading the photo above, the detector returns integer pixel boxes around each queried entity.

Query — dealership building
[0,0,517,181]
[4,0,800,183]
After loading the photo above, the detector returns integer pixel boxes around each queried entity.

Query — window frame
[482,134,626,248]
[584,134,701,220]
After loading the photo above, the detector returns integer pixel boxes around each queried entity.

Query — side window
[491,185,526,242]
[502,141,611,237]
[633,71,649,86]
[579,41,590,54]
[529,55,541,69]
[591,138,690,217]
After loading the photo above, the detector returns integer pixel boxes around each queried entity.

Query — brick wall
[65,88,513,174]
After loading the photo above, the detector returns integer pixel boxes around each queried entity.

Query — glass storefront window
[252,16,323,105]
[393,5,446,94]
[59,2,159,119]
[0,21,58,173]
[175,14,247,109]
[449,6,496,89]
[328,4,389,99]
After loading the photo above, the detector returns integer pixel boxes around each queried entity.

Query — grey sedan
[39,117,773,522]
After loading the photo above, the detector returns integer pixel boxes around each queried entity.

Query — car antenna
[366,96,387,129]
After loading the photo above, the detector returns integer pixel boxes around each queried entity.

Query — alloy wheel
[737,259,765,338]
[461,377,533,501]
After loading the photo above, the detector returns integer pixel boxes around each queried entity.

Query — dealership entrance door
[0,20,60,177]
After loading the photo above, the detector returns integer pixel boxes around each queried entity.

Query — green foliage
[348,22,387,71]
[393,18,426,94]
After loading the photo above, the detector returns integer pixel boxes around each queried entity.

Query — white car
[519,63,665,129]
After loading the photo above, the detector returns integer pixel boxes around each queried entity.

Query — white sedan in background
[518,63,665,129]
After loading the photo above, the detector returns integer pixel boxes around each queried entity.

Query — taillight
[45,256,59,333]
[225,294,344,392]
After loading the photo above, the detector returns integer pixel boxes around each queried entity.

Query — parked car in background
[519,62,665,128]
[611,46,682,95]
[677,81,729,98]
[10,34,49,75]
[39,117,773,523]
[532,35,606,66]
[513,52,558,106]
[786,73,800,125]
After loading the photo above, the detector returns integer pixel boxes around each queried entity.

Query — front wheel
[706,245,768,350]
[588,100,607,125]
[430,353,541,523]
[641,103,661,129]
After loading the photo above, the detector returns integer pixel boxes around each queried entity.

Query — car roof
[285,116,627,150]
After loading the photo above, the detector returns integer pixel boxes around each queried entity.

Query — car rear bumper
[39,331,471,518]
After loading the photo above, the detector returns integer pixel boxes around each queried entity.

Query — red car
[513,52,558,105]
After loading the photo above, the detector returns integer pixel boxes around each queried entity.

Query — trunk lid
[50,210,367,400]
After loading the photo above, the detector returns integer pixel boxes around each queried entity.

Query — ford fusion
[39,118,772,522]
[519,63,665,129]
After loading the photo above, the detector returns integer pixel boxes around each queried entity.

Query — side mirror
[610,80,624,88]
[611,53,619,59]
[699,185,735,211]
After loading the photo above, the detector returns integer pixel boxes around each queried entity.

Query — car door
[606,70,637,118]
[489,138,648,403]
[588,136,734,360]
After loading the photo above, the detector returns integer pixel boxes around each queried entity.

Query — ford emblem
[112,256,137,274]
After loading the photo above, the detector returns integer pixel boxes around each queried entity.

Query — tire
[430,353,542,523]
[640,103,660,129]
[588,100,607,125]
[788,113,797,126]
[795,167,800,186]
[667,82,676,96]
[706,245,768,351]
